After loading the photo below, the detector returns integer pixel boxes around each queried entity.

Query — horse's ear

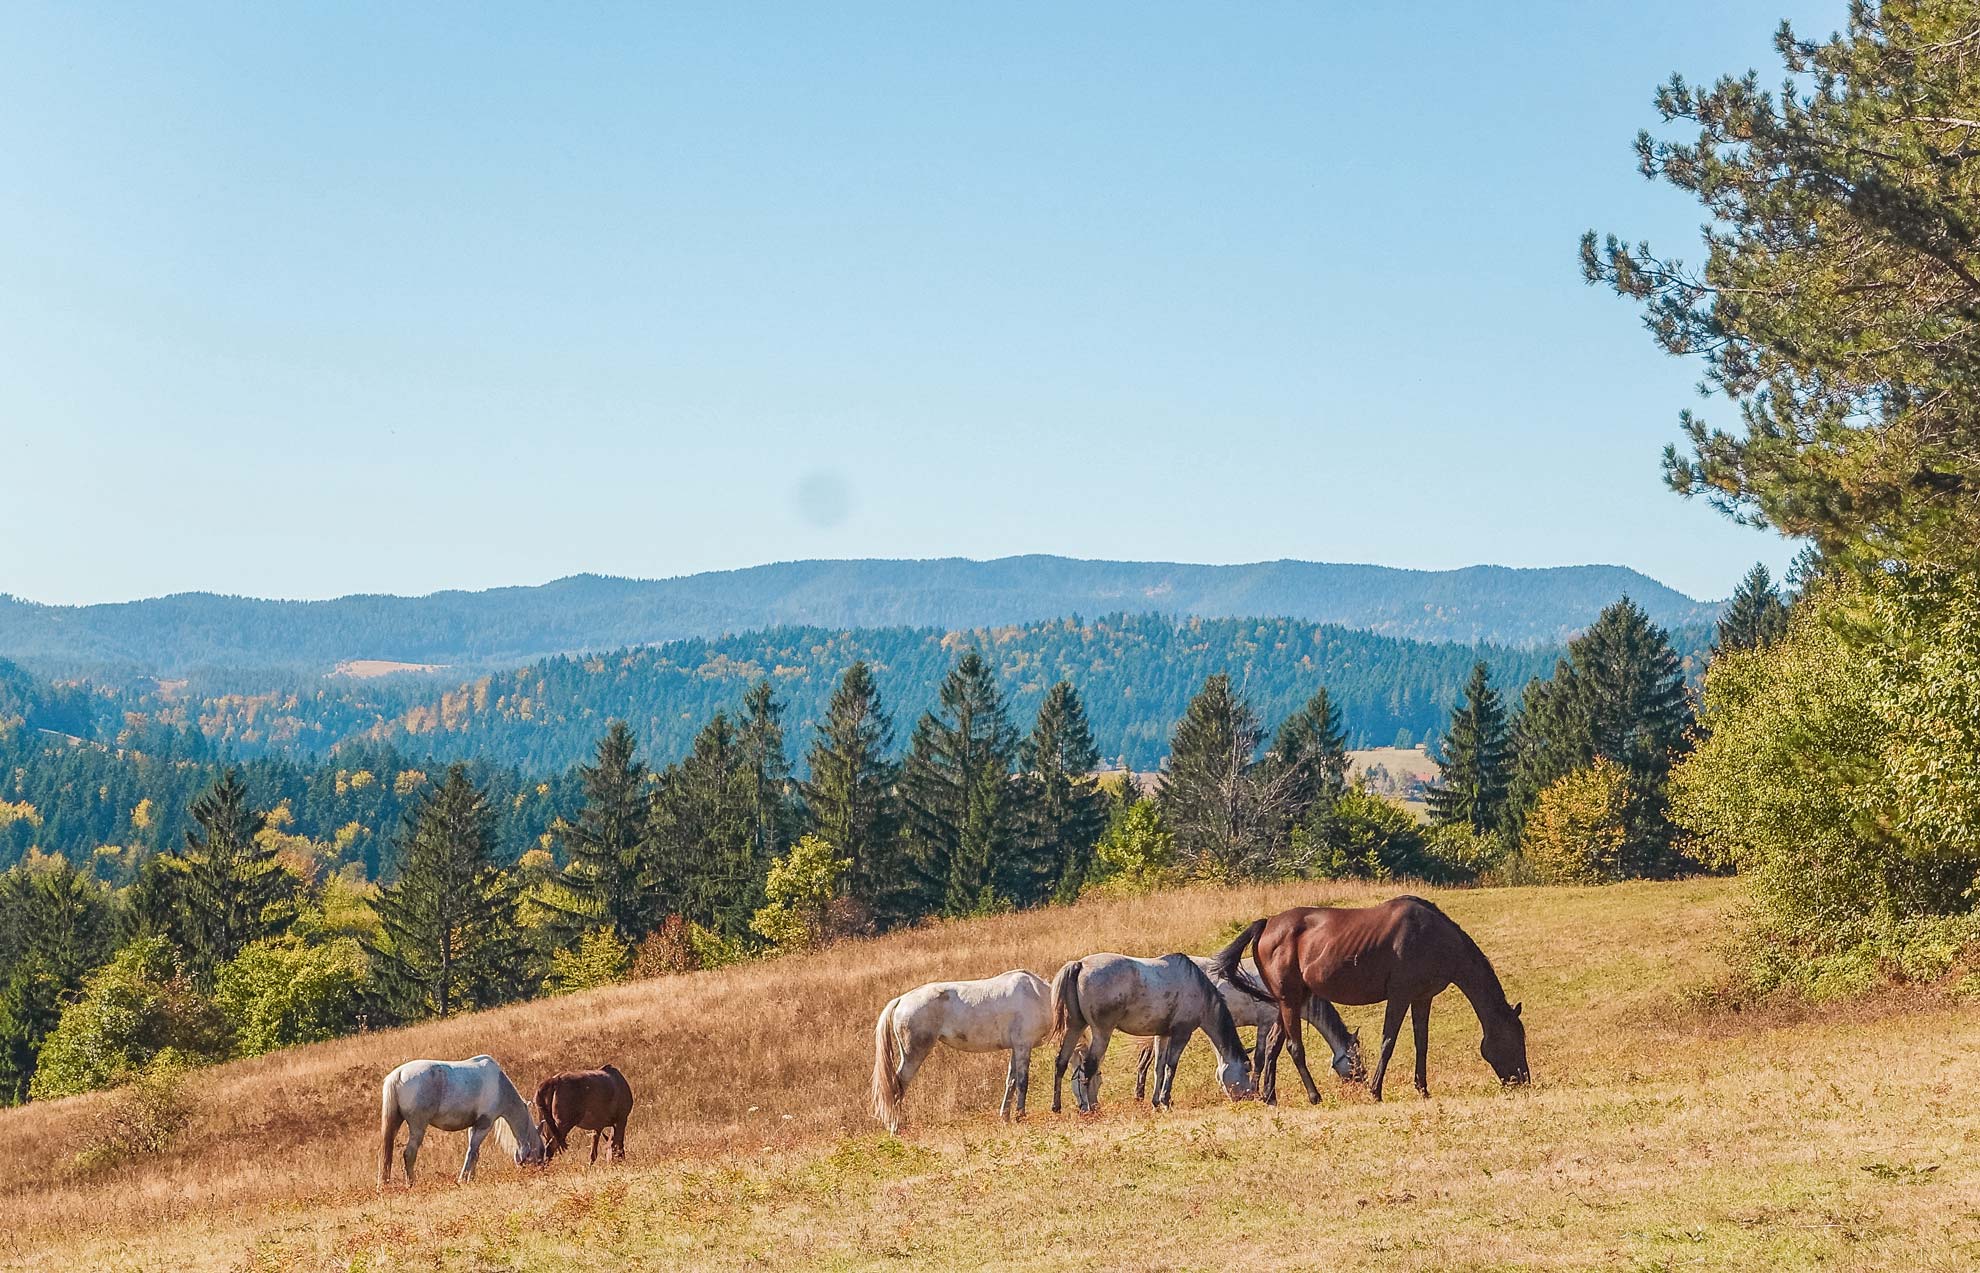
[1512,1002,1522,1018]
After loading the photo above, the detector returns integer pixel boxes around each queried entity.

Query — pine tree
[174,769,296,984]
[739,680,800,865]
[1017,681,1107,905]
[0,859,116,1104]
[1268,688,1350,825]
[649,713,759,938]
[1161,674,1277,880]
[802,663,906,925]
[365,765,528,1020]
[1508,598,1691,874]
[1427,662,1512,835]
[1715,563,1790,653]
[900,652,1019,915]
[550,721,660,944]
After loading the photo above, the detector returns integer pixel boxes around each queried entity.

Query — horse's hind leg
[590,1129,603,1164]
[1076,1026,1114,1112]
[612,1118,628,1161]
[1410,996,1433,1097]
[1368,996,1409,1101]
[1052,1027,1084,1113]
[402,1121,427,1185]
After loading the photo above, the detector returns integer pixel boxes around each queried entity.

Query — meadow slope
[2,877,1975,1271]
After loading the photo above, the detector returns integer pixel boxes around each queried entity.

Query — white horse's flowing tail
[378,1073,403,1186]
[872,997,904,1131]
[1051,959,1084,1037]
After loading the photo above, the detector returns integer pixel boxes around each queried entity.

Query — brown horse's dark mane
[1397,896,1514,1016]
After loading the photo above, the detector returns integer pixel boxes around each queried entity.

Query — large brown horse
[534,1065,634,1164]
[1212,896,1529,1104]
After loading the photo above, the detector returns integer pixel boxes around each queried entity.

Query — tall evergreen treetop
[366,765,528,1020]
[174,768,296,984]
[551,721,660,943]
[1269,687,1350,822]
[901,651,1019,915]
[802,661,905,926]
[1017,680,1107,905]
[1428,661,1512,835]
[1161,673,1279,880]
[739,679,800,865]
[1716,563,1790,653]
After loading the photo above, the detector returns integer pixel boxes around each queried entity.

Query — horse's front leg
[1155,1031,1189,1110]
[460,1122,491,1183]
[1251,1024,1270,1084]
[1410,996,1433,1097]
[1134,1041,1154,1101]
[1260,1009,1290,1106]
[1280,993,1323,1105]
[590,1129,603,1164]
[1368,997,1409,1102]
[1001,1044,1033,1121]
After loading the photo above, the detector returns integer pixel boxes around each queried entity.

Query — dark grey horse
[1050,952,1255,1112]
[1132,956,1364,1099]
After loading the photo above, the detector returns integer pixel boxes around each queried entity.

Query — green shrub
[1520,760,1630,885]
[29,938,228,1100]
[212,936,369,1056]
[1291,786,1434,881]
[546,928,631,994]
[1082,801,1179,897]
[750,835,853,950]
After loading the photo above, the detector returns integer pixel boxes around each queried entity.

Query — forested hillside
[0,557,1719,674]
[358,614,1586,772]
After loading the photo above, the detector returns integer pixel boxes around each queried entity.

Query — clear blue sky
[1,1,1828,606]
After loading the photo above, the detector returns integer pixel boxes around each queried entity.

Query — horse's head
[1217,1054,1255,1101]
[534,1118,564,1163]
[1481,1001,1529,1086]
[1331,1027,1367,1082]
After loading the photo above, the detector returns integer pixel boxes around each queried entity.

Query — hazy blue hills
[0,557,1719,675]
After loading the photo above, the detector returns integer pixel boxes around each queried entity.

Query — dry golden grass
[3,877,1977,1271]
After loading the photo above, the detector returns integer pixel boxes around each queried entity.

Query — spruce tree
[550,721,660,943]
[900,652,1019,915]
[366,765,527,1020]
[174,769,295,984]
[802,662,905,925]
[650,713,759,938]
[1508,598,1691,874]
[1427,662,1512,835]
[1715,564,1790,653]
[1017,681,1107,905]
[1268,687,1350,825]
[739,680,800,865]
[0,860,115,1103]
[1161,674,1275,880]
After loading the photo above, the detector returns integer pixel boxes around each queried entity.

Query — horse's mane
[489,1067,537,1154]
[1181,955,1245,1056]
[1403,896,1512,1012]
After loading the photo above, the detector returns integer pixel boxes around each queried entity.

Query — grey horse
[1050,952,1255,1112]
[379,1055,546,1185]
[1133,956,1364,1099]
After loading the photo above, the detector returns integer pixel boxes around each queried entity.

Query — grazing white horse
[871,969,1052,1133]
[379,1055,546,1185]
[1132,957,1364,1098]
[1052,952,1255,1112]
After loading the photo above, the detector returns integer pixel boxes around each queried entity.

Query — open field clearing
[2,877,1975,1271]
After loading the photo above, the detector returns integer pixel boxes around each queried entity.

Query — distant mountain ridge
[0,556,1720,675]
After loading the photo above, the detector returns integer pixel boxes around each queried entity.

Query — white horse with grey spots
[379,1055,546,1185]
[871,969,1053,1133]
[1051,952,1256,1112]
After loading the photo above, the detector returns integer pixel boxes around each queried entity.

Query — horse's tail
[378,1073,403,1187]
[1209,918,1272,1002]
[871,997,905,1131]
[1051,959,1084,1037]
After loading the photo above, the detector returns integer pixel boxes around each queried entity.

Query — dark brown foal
[1212,896,1528,1104]
[534,1064,634,1163]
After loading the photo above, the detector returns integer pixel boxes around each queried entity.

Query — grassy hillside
[3,876,1974,1271]
[0,556,1721,675]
